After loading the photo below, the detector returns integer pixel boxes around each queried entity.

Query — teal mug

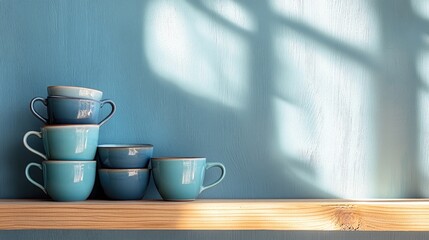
[151,157,226,201]
[23,124,99,160]
[30,96,116,125]
[25,161,96,201]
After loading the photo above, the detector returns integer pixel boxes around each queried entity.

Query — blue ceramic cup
[151,157,226,201]
[99,168,151,200]
[47,86,103,101]
[30,96,116,126]
[23,124,99,160]
[25,161,96,201]
[97,144,154,169]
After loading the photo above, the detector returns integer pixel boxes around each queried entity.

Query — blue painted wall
[2,0,429,238]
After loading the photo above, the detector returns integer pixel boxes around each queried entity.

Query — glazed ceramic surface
[97,144,153,169]
[23,124,99,160]
[151,157,226,201]
[30,96,116,125]
[25,161,96,201]
[47,86,103,101]
[98,168,150,200]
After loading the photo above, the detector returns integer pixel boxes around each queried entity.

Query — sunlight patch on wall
[144,0,249,109]
[417,49,429,197]
[411,0,429,20]
[418,89,429,196]
[417,42,429,85]
[272,13,376,198]
[200,0,257,32]
[269,0,380,58]
[273,97,309,161]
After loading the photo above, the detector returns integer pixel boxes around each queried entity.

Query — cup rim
[47,95,102,102]
[98,168,150,172]
[42,124,100,128]
[97,144,154,149]
[43,160,96,164]
[47,85,102,94]
[151,157,206,161]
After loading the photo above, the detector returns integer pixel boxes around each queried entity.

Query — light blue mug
[23,124,99,160]
[30,96,116,126]
[25,161,96,201]
[151,157,226,201]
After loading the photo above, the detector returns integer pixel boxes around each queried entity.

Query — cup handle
[200,162,226,193]
[98,99,116,126]
[23,131,47,160]
[25,162,47,194]
[30,97,48,123]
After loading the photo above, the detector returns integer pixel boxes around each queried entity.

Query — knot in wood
[335,205,361,231]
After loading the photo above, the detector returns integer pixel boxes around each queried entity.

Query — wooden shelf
[1,199,429,231]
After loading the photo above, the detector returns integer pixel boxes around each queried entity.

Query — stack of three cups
[23,86,116,201]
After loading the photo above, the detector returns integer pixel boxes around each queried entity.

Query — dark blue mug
[98,168,151,200]
[30,96,116,126]
[97,144,154,169]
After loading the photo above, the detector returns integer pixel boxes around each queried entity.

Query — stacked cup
[23,86,116,201]
[97,144,154,200]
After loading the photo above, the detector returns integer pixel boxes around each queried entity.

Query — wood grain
[1,199,429,231]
